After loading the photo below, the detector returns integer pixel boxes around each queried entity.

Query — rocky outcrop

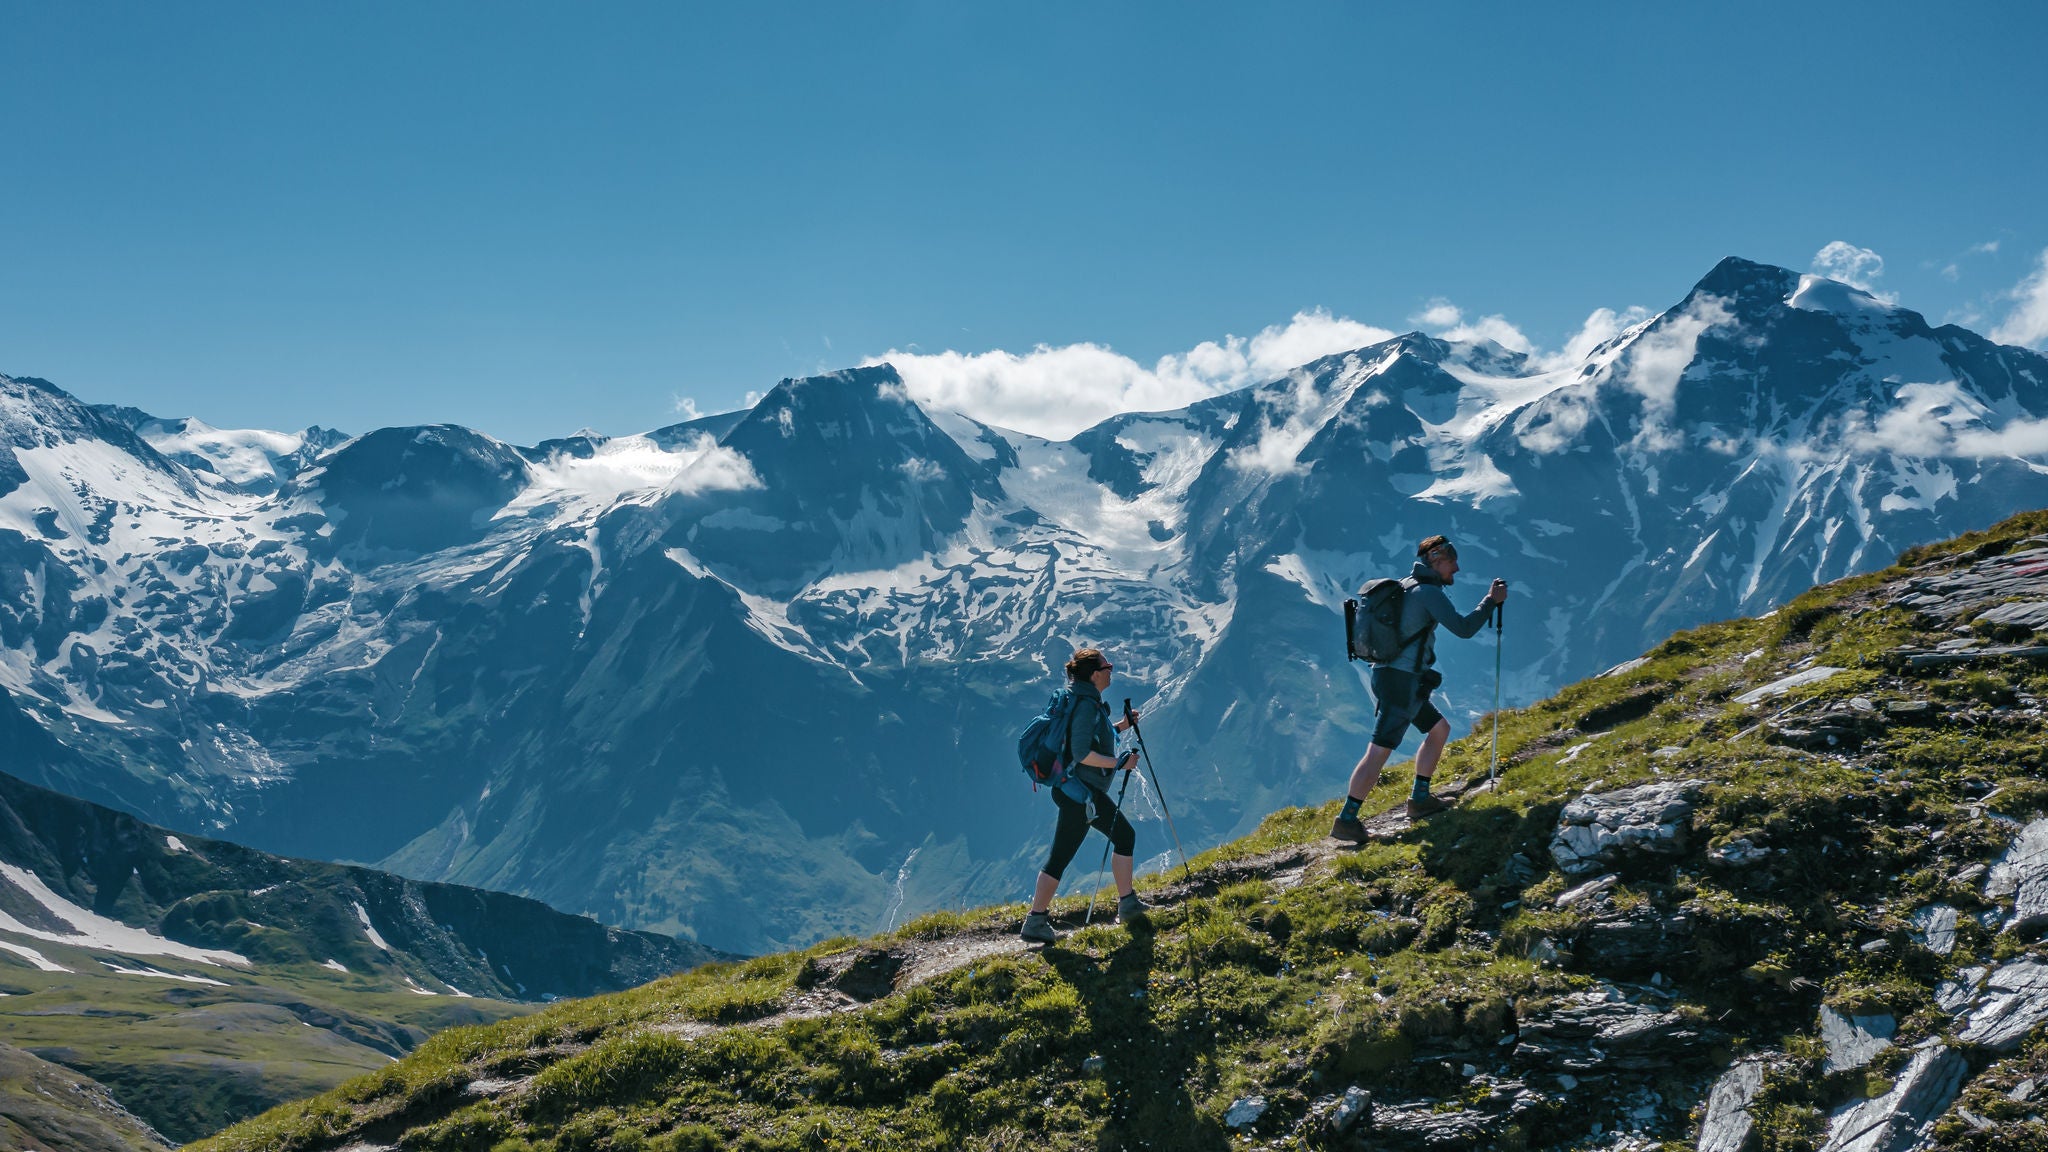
[1907,905,1957,955]
[1515,984,1713,1071]
[1696,1058,1771,1152]
[1550,781,1704,877]
[1956,959,2048,1051]
[1819,1043,1966,1152]
[1986,818,2048,935]
[1819,1007,1894,1074]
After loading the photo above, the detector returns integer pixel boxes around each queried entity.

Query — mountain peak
[1687,256,1802,311]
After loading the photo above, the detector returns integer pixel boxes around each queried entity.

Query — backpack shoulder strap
[1392,577,1433,653]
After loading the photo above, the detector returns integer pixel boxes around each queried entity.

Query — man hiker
[1331,534,1507,843]
[1020,647,1147,944]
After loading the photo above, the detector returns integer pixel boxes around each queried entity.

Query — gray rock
[1556,873,1620,908]
[1578,906,1696,977]
[1907,904,1958,956]
[1697,1058,1769,1152]
[1081,1055,1105,1075]
[1936,966,1988,1015]
[1978,599,2048,631]
[1371,1104,1493,1148]
[1516,983,1712,1071]
[1709,838,1770,868]
[1819,1043,1967,1152]
[1330,1085,1372,1134]
[1550,780,1705,877]
[1819,1007,1895,1074]
[1958,959,2048,1051]
[1734,667,1846,704]
[1224,1095,1267,1130]
[1986,818,2048,934]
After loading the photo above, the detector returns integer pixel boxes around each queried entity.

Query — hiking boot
[1117,892,1151,925]
[1406,793,1451,820]
[1329,815,1368,844]
[1020,911,1057,944]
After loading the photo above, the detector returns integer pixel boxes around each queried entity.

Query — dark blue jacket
[1063,680,1117,790]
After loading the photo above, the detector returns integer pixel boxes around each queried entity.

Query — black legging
[1041,782,1136,880]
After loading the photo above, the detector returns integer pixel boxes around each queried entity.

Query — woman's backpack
[1015,688,1079,789]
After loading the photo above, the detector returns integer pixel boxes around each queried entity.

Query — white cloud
[869,309,1397,440]
[1411,298,1463,328]
[1811,241,1897,302]
[1540,306,1654,370]
[671,395,704,420]
[664,433,766,496]
[1621,294,1734,449]
[1410,295,1534,354]
[1225,368,1329,475]
[1439,314,1534,354]
[1849,379,2048,459]
[1990,247,2048,350]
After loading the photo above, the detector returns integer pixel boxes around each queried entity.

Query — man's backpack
[1016,688,1081,788]
[1345,577,1426,663]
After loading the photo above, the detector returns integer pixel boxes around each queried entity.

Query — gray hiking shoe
[1117,892,1151,925]
[1406,793,1451,820]
[1020,911,1057,944]
[1329,815,1368,844]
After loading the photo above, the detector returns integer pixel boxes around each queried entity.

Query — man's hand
[1488,578,1509,605]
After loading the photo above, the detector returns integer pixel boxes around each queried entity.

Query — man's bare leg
[1346,741,1395,804]
[1414,719,1451,784]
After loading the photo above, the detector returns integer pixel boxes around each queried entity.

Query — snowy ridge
[4,256,2048,951]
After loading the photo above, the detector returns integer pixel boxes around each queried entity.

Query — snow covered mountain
[4,257,2046,953]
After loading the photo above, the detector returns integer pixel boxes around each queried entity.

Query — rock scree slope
[188,508,2048,1151]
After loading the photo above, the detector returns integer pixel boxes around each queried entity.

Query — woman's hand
[1115,709,1138,732]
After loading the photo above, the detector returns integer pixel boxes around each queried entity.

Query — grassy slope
[193,509,2048,1152]
[0,940,531,1145]
[0,1040,169,1152]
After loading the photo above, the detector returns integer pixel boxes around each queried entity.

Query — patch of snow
[322,959,349,973]
[99,961,230,986]
[1787,274,1896,316]
[354,902,393,951]
[0,939,69,972]
[0,864,248,966]
[164,835,187,853]
[1412,453,1519,506]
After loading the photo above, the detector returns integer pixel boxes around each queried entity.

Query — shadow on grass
[1044,920,1228,1152]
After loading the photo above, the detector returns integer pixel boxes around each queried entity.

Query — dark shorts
[1370,666,1445,750]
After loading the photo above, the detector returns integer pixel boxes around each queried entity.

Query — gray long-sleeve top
[1383,560,1498,674]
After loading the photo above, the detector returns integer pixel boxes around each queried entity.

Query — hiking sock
[1410,775,1432,801]
[1339,796,1364,821]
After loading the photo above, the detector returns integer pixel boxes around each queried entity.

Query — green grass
[189,508,2048,1152]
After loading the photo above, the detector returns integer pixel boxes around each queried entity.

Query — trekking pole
[1123,699,1194,886]
[1490,599,1504,784]
[1083,766,1134,927]
[1125,698,1209,1009]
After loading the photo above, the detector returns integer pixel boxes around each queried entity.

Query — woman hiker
[1331,534,1508,843]
[1020,647,1147,944]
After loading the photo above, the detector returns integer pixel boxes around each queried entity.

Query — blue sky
[3,2,2045,444]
